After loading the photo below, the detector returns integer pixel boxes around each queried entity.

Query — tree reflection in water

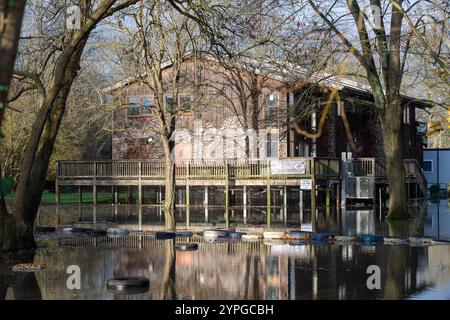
[160,239,176,300]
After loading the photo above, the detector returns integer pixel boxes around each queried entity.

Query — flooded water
[1,199,450,300]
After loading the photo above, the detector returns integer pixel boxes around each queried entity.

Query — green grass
[4,190,123,204]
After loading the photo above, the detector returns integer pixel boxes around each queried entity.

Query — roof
[102,53,434,108]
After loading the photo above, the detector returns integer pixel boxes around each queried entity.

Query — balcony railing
[56,158,341,181]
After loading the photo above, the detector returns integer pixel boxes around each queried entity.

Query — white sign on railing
[300,179,312,190]
[270,159,307,175]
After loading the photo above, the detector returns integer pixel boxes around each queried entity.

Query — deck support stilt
[93,204,97,224]
[204,186,209,222]
[267,160,271,228]
[299,189,303,224]
[336,183,340,212]
[283,185,287,223]
[186,184,190,228]
[204,186,208,207]
[55,181,61,225]
[243,186,247,224]
[93,185,97,205]
[225,161,230,228]
[138,162,142,230]
[78,186,82,205]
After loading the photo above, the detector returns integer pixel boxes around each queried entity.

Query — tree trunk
[3,46,84,251]
[380,102,408,219]
[0,0,27,128]
[162,137,176,230]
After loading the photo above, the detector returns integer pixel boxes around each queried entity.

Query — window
[166,95,174,112]
[264,91,278,121]
[141,97,153,115]
[180,96,191,112]
[423,160,432,172]
[128,97,140,116]
[266,130,279,158]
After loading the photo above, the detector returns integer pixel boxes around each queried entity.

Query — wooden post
[138,161,142,230]
[138,204,142,231]
[326,187,330,207]
[283,185,287,223]
[311,160,316,220]
[267,160,271,228]
[93,204,97,224]
[78,186,82,205]
[325,185,330,218]
[114,186,118,204]
[186,162,190,228]
[93,185,97,205]
[56,181,61,226]
[225,161,230,228]
[204,186,208,226]
[204,186,208,207]
[299,188,304,224]
[93,161,97,205]
[243,186,247,225]
[336,183,340,212]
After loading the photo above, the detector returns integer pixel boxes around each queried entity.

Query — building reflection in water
[1,199,448,300]
[0,236,440,300]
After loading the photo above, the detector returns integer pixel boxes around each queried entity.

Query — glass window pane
[180,96,191,112]
[264,91,278,121]
[141,97,153,114]
[423,161,432,172]
[266,131,279,158]
[128,97,139,116]
[166,95,174,112]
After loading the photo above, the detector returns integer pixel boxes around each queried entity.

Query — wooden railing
[56,158,340,181]
[352,158,387,177]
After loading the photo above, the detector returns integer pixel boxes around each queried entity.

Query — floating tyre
[311,232,334,242]
[107,228,130,236]
[12,263,46,272]
[431,240,450,245]
[408,237,433,244]
[203,230,228,239]
[288,240,306,246]
[383,237,408,245]
[175,243,198,251]
[288,230,310,240]
[107,277,149,294]
[36,226,56,233]
[227,232,246,239]
[62,227,74,234]
[155,232,176,240]
[175,231,193,238]
[334,236,357,243]
[263,231,286,239]
[242,234,261,241]
[358,234,383,244]
[263,240,286,246]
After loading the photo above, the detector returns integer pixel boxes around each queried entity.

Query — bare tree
[299,0,449,218]
[1,0,139,251]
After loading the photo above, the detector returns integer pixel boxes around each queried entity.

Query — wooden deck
[56,158,341,187]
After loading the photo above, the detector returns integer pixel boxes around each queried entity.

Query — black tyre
[106,277,149,293]
[156,232,176,240]
[175,231,194,238]
[175,243,198,251]
[36,226,56,233]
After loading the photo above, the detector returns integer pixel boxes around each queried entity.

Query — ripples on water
[0,199,449,300]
